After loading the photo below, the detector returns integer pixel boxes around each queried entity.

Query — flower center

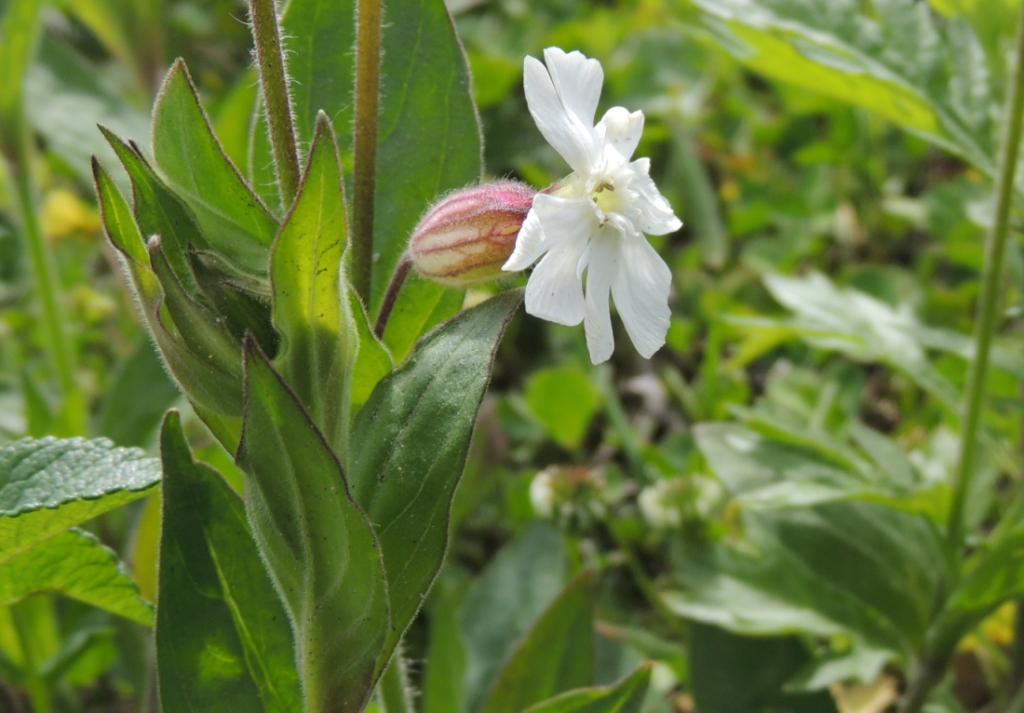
[590,178,618,213]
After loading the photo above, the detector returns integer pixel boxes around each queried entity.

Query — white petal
[611,234,672,359]
[628,158,682,236]
[525,239,587,326]
[503,207,547,272]
[597,106,644,161]
[524,52,602,174]
[583,232,618,364]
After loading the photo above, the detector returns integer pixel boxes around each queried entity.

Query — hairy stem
[378,653,413,713]
[373,254,411,338]
[946,0,1024,549]
[351,0,383,305]
[248,0,301,207]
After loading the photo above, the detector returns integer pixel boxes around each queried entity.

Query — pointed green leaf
[523,665,652,713]
[0,528,152,625]
[157,411,302,713]
[152,61,277,273]
[0,437,160,563]
[479,572,595,713]
[348,290,393,421]
[238,338,388,713]
[460,522,568,713]
[349,289,522,669]
[270,114,355,455]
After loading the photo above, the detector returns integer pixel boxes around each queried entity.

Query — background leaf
[0,437,160,562]
[0,528,152,625]
[478,572,595,713]
[525,366,601,451]
[156,411,302,713]
[522,665,652,713]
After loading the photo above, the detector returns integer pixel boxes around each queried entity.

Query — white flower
[503,47,682,364]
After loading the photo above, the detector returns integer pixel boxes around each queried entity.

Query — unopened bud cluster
[408,181,536,286]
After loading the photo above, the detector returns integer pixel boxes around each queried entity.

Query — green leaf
[689,624,839,713]
[421,580,468,713]
[157,411,302,713]
[152,60,277,275]
[381,273,464,363]
[693,0,996,174]
[348,290,393,421]
[479,573,595,713]
[254,0,481,317]
[0,528,152,625]
[349,289,522,672]
[27,37,150,189]
[270,114,355,457]
[460,522,567,713]
[0,437,160,563]
[523,665,652,713]
[238,338,388,713]
[525,366,601,451]
[663,502,950,660]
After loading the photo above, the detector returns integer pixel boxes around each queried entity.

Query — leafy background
[0,0,1022,711]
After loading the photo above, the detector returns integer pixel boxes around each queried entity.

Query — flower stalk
[352,0,384,306]
[248,0,301,207]
[946,0,1024,550]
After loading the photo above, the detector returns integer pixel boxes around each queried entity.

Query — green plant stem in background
[607,522,688,641]
[12,600,54,713]
[378,654,413,713]
[351,0,383,306]
[596,368,646,482]
[946,0,1024,551]
[373,253,411,338]
[13,161,84,434]
[248,0,301,208]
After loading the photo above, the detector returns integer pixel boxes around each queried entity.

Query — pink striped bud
[409,181,537,286]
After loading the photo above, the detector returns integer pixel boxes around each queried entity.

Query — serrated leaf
[152,60,277,275]
[156,411,302,713]
[0,528,152,625]
[522,665,652,713]
[479,572,595,713]
[693,0,996,174]
[460,522,568,713]
[0,437,160,563]
[348,290,522,673]
[238,338,388,713]
[270,114,355,456]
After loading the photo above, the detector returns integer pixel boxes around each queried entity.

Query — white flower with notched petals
[503,47,681,364]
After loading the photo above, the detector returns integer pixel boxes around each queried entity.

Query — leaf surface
[522,665,652,713]
[157,411,301,713]
[0,437,160,563]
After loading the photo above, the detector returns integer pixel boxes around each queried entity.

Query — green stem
[373,253,411,338]
[378,653,413,713]
[596,368,646,483]
[13,158,83,432]
[946,0,1024,550]
[351,0,383,306]
[12,601,54,713]
[248,0,301,207]
[897,657,945,713]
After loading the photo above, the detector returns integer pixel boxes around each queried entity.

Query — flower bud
[409,181,536,286]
